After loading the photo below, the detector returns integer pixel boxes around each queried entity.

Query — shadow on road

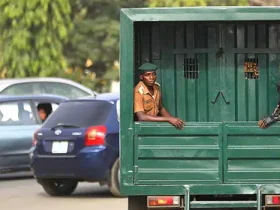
[37,191,115,199]
[37,183,126,199]
[0,172,33,181]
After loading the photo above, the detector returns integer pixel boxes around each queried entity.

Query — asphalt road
[0,176,127,210]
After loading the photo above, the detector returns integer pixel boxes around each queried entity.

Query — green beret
[138,62,157,72]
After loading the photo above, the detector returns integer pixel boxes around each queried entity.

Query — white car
[0,77,97,99]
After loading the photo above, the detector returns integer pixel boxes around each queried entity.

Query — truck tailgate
[133,122,280,185]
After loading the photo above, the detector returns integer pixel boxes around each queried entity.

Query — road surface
[0,176,127,210]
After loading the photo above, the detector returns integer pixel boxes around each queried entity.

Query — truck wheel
[40,179,78,196]
[108,158,123,197]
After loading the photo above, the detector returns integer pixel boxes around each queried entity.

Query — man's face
[38,108,47,121]
[140,71,156,87]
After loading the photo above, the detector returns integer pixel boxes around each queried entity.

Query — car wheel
[40,179,78,196]
[108,158,123,197]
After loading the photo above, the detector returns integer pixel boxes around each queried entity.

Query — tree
[249,0,280,5]
[148,0,249,7]
[63,0,145,92]
[0,0,72,78]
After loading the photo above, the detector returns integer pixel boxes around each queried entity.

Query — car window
[42,101,113,128]
[43,82,91,99]
[34,101,61,123]
[34,102,60,112]
[1,83,41,95]
[0,101,37,125]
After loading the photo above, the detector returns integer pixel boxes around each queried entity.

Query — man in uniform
[134,62,185,130]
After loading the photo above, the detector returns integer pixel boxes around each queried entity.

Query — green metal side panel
[224,122,280,183]
[134,122,222,185]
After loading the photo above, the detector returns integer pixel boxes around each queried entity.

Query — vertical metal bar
[188,58,190,79]
[191,58,193,79]
[187,58,190,79]
[196,58,198,79]
[257,184,262,210]
[185,186,190,210]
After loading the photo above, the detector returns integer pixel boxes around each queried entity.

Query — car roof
[83,92,119,101]
[0,77,97,96]
[77,92,119,103]
[0,94,68,102]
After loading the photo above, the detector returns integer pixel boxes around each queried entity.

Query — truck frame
[120,6,280,210]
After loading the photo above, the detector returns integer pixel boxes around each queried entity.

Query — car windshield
[42,100,113,128]
[0,101,37,126]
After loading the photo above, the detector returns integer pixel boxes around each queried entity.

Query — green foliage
[64,0,145,79]
[0,0,72,78]
[148,0,249,7]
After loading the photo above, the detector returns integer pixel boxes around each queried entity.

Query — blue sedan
[0,94,67,175]
[30,93,121,197]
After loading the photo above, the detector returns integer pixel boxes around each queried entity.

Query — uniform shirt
[134,81,163,116]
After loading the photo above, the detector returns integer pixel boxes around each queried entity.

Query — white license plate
[52,141,68,154]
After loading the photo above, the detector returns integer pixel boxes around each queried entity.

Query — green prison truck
[119,6,280,210]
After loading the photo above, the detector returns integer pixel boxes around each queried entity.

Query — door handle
[221,91,230,104]
[211,91,230,104]
[211,90,220,104]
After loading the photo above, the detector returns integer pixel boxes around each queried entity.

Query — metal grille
[244,58,259,79]
[184,58,199,79]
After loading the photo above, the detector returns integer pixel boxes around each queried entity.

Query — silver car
[0,77,97,99]
[0,94,67,175]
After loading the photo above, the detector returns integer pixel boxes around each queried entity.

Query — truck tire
[40,179,78,196]
[108,158,123,197]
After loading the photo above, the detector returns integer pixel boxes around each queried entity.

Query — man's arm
[134,89,185,129]
[134,91,171,122]
[136,111,185,129]
[136,111,170,122]
[258,101,280,128]
[159,107,172,117]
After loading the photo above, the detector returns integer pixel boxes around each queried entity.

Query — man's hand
[258,115,275,129]
[168,117,186,130]
[258,119,266,129]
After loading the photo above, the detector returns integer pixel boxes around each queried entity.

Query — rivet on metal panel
[134,165,138,174]
[127,170,133,178]
[128,127,133,135]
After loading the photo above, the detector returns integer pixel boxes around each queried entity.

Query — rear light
[85,125,106,146]
[147,196,180,208]
[266,195,280,206]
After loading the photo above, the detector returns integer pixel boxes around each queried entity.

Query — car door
[0,100,40,173]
